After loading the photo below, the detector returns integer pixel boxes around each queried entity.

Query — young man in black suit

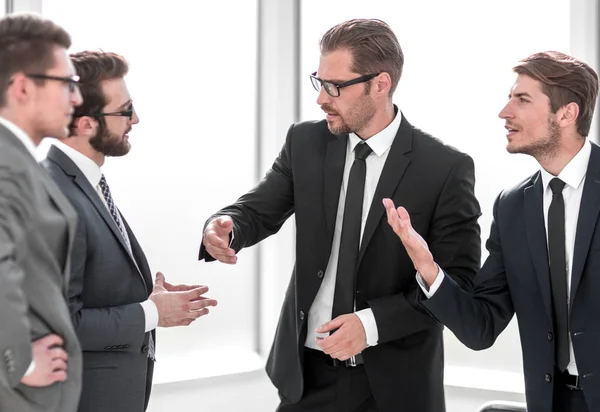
[385,51,599,412]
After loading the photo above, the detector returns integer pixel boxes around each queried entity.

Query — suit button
[547,332,553,341]
[317,270,324,279]
[142,345,149,354]
[545,373,552,383]
[299,311,305,321]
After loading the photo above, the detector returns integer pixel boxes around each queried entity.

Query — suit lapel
[47,146,142,273]
[570,143,600,306]
[122,216,152,293]
[523,172,553,322]
[324,135,348,240]
[357,115,412,265]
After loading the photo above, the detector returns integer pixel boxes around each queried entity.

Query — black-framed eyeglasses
[310,72,380,97]
[85,102,134,121]
[25,73,80,93]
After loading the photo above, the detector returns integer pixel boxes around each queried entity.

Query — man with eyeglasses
[201,19,481,411]
[0,12,83,412]
[41,50,217,412]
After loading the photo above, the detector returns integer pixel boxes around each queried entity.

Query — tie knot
[354,142,372,160]
[549,178,566,195]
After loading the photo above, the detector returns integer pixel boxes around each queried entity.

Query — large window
[39,0,260,383]
[301,0,576,393]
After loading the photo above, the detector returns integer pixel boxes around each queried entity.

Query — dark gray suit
[42,145,155,412]
[0,123,82,412]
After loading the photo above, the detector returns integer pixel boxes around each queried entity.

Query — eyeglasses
[25,73,80,93]
[85,102,134,120]
[310,72,380,97]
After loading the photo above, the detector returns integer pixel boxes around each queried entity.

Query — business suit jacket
[0,124,82,412]
[200,114,481,411]
[42,145,155,412]
[422,141,600,412]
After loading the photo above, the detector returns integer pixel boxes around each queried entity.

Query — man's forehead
[511,74,543,95]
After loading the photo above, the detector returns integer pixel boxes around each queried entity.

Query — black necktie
[332,142,373,319]
[548,177,569,371]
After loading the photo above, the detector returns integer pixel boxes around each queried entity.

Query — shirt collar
[348,110,402,157]
[52,140,103,187]
[0,116,37,158]
[540,139,591,191]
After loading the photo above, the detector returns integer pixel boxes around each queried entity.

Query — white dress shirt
[305,111,402,350]
[419,140,592,376]
[51,141,158,333]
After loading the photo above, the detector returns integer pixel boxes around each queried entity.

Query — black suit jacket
[43,145,155,412]
[422,142,600,412]
[199,114,481,411]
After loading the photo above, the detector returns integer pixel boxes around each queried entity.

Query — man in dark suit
[0,13,83,412]
[42,50,218,412]
[200,19,481,411]
[384,51,599,412]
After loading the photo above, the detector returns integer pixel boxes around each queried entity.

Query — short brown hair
[513,51,599,137]
[68,50,129,135]
[319,19,404,96]
[0,13,71,107]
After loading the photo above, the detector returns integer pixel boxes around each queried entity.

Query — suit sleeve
[368,154,482,344]
[67,215,146,352]
[421,193,515,350]
[199,124,295,260]
[0,168,34,386]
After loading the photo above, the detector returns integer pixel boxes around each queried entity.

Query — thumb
[155,271,165,287]
[396,206,412,229]
[217,216,233,233]
[316,316,344,333]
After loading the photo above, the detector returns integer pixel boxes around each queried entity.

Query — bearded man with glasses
[201,18,481,411]
[0,12,83,412]
[41,50,217,412]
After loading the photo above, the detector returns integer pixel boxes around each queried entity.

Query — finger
[155,272,165,287]
[205,231,232,250]
[188,298,218,311]
[165,282,204,292]
[217,215,233,229]
[190,297,219,307]
[49,370,67,383]
[187,307,210,319]
[39,334,64,348]
[316,316,345,334]
[50,348,68,361]
[51,358,67,372]
[317,335,343,353]
[383,198,403,235]
[180,286,210,300]
[212,254,238,265]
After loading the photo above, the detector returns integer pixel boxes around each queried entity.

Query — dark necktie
[548,177,569,371]
[99,174,130,250]
[332,142,373,319]
[98,174,155,360]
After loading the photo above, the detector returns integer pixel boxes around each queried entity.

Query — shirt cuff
[140,300,159,332]
[229,229,234,248]
[24,360,35,377]
[355,308,379,347]
[416,267,445,298]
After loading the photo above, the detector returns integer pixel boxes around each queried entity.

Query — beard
[323,94,377,136]
[508,115,561,160]
[89,122,131,157]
